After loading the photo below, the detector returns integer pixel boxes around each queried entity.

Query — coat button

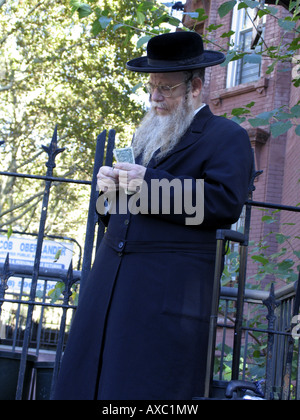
[118,241,124,249]
[124,219,129,225]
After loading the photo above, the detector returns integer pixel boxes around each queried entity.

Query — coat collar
[147,105,214,168]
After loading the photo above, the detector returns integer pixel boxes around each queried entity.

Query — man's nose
[151,87,164,101]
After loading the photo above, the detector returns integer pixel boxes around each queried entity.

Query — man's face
[148,72,188,116]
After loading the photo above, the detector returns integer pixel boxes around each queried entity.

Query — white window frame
[226,3,266,88]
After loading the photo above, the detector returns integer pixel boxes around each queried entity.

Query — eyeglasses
[144,81,186,98]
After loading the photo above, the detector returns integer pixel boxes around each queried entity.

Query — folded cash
[113,146,135,164]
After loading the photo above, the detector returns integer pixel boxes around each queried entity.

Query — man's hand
[114,162,146,194]
[97,166,119,193]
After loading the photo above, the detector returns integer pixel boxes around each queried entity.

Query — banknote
[113,146,135,164]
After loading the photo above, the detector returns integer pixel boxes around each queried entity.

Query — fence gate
[0,126,299,400]
[0,127,115,400]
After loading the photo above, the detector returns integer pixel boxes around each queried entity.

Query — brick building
[179,0,300,287]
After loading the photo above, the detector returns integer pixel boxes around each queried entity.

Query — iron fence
[216,282,300,400]
[0,126,299,400]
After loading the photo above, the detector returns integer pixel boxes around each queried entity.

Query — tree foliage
[0,0,154,240]
[0,0,299,251]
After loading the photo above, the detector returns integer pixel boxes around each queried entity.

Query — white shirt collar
[194,103,206,116]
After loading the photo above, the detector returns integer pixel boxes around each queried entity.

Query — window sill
[211,77,269,106]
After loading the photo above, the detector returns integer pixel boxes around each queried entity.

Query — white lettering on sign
[0,235,73,270]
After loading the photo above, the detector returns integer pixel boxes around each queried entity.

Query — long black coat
[53,106,253,400]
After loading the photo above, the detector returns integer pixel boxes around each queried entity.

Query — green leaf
[231,107,249,116]
[238,1,260,9]
[261,215,276,223]
[137,1,156,12]
[193,8,209,22]
[137,35,152,49]
[253,350,262,358]
[276,111,292,120]
[79,5,93,18]
[167,16,181,27]
[252,255,269,265]
[231,116,246,125]
[275,233,289,244]
[290,104,300,118]
[246,101,255,109]
[257,110,277,120]
[248,117,269,127]
[257,9,271,18]
[70,0,85,8]
[289,1,299,12]
[131,82,143,93]
[270,121,293,137]
[113,23,126,32]
[92,18,102,35]
[54,248,62,262]
[243,53,262,64]
[7,226,13,240]
[277,259,294,272]
[293,250,300,259]
[295,124,300,136]
[220,50,243,66]
[48,282,65,303]
[99,16,112,29]
[218,1,237,18]
[264,5,279,15]
[207,24,223,32]
[266,61,276,74]
[113,23,124,32]
[289,36,300,51]
[153,13,170,26]
[72,2,93,19]
[136,11,145,25]
[36,290,44,299]
[221,30,235,38]
[278,18,296,32]
[293,77,300,88]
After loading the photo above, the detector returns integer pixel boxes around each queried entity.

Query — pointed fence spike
[3,252,9,272]
[62,260,74,303]
[42,126,65,172]
[1,252,12,286]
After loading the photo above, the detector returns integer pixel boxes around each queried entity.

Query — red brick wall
[281,68,300,263]
[184,0,299,286]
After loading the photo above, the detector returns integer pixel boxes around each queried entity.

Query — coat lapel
[147,105,214,169]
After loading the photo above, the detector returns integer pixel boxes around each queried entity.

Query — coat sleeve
[142,123,253,228]
[96,191,112,227]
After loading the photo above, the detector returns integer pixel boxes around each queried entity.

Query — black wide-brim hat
[126,31,225,73]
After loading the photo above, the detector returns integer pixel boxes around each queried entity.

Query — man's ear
[191,77,203,98]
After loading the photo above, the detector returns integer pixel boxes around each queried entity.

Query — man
[54,32,253,400]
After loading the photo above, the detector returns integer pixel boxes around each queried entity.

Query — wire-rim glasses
[144,81,186,98]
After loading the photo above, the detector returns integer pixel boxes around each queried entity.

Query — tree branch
[0,196,42,229]
[14,150,44,171]
[0,1,44,45]
[0,190,45,218]
[0,82,13,92]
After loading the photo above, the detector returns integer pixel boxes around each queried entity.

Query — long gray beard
[132,93,195,166]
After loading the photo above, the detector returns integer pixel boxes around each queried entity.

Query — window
[227,4,265,88]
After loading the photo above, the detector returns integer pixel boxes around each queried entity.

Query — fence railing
[0,126,299,400]
[216,281,300,400]
[0,126,113,399]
